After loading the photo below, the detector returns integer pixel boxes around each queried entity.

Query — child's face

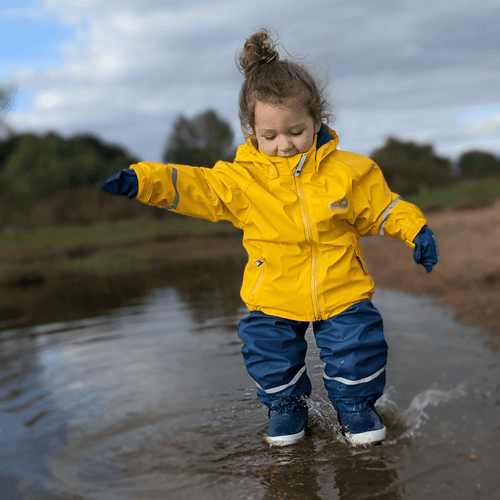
[254,98,321,157]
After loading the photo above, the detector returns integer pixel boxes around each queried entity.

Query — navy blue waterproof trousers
[238,300,388,412]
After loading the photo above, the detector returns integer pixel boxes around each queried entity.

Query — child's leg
[238,311,312,407]
[238,311,311,446]
[313,300,387,411]
[313,300,388,444]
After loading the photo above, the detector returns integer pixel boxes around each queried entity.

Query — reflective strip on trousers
[379,197,402,235]
[256,365,307,394]
[323,365,386,386]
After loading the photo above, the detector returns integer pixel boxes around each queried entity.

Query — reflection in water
[0,257,498,499]
[166,256,245,326]
[0,255,246,331]
[332,450,400,500]
[0,327,71,498]
[251,402,403,500]
[260,443,324,500]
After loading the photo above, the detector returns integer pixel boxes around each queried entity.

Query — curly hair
[237,28,332,137]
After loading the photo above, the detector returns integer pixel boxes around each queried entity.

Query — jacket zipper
[251,258,266,296]
[293,154,321,320]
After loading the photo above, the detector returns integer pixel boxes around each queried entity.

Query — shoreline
[1,201,499,346]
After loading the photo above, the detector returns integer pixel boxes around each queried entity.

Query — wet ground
[0,258,499,499]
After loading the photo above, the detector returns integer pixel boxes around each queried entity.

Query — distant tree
[371,138,452,196]
[458,151,500,178]
[163,109,235,167]
[0,132,138,200]
[0,135,24,172]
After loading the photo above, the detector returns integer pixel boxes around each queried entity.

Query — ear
[314,121,322,134]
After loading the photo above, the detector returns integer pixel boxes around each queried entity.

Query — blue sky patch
[0,2,74,69]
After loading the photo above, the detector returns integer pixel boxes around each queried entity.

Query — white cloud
[2,0,500,162]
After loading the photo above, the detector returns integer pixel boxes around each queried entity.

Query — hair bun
[239,29,279,79]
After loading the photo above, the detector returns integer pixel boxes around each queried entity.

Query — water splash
[306,395,348,443]
[400,383,467,434]
[377,383,468,441]
[306,384,469,445]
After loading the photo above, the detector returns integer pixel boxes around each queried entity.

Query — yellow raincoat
[131,127,426,321]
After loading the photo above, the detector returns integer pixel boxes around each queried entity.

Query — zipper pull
[254,259,265,267]
[294,154,307,177]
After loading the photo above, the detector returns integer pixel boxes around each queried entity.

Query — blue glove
[413,226,438,272]
[100,169,138,198]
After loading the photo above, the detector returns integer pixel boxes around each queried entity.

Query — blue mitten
[100,169,138,198]
[413,226,438,272]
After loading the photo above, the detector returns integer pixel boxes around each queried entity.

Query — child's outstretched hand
[413,226,438,272]
[100,169,138,198]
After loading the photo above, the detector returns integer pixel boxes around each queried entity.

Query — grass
[62,248,156,274]
[0,216,243,279]
[406,177,500,212]
[61,234,244,274]
[0,215,236,253]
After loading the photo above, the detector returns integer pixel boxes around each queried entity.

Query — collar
[235,124,339,179]
[317,124,334,149]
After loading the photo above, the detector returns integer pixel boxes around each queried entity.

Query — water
[0,261,499,499]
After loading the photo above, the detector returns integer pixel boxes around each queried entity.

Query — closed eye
[290,130,304,136]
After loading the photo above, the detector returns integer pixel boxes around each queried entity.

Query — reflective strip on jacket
[131,126,427,321]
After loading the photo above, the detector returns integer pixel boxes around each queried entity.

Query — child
[101,29,438,447]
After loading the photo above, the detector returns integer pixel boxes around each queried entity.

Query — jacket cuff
[404,219,427,248]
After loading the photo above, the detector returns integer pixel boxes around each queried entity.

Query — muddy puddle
[0,258,499,499]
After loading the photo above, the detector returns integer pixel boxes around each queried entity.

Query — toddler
[102,29,438,446]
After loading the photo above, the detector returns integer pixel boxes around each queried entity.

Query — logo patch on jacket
[329,198,349,211]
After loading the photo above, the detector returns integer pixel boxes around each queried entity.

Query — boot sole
[265,429,305,447]
[345,425,387,445]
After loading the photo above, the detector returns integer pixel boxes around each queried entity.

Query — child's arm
[351,163,425,242]
[351,161,438,272]
[101,161,250,228]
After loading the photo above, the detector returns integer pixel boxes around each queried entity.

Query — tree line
[0,108,499,229]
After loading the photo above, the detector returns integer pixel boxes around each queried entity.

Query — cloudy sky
[1,0,499,163]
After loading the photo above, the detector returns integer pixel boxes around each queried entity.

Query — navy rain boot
[337,405,387,445]
[265,401,308,447]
